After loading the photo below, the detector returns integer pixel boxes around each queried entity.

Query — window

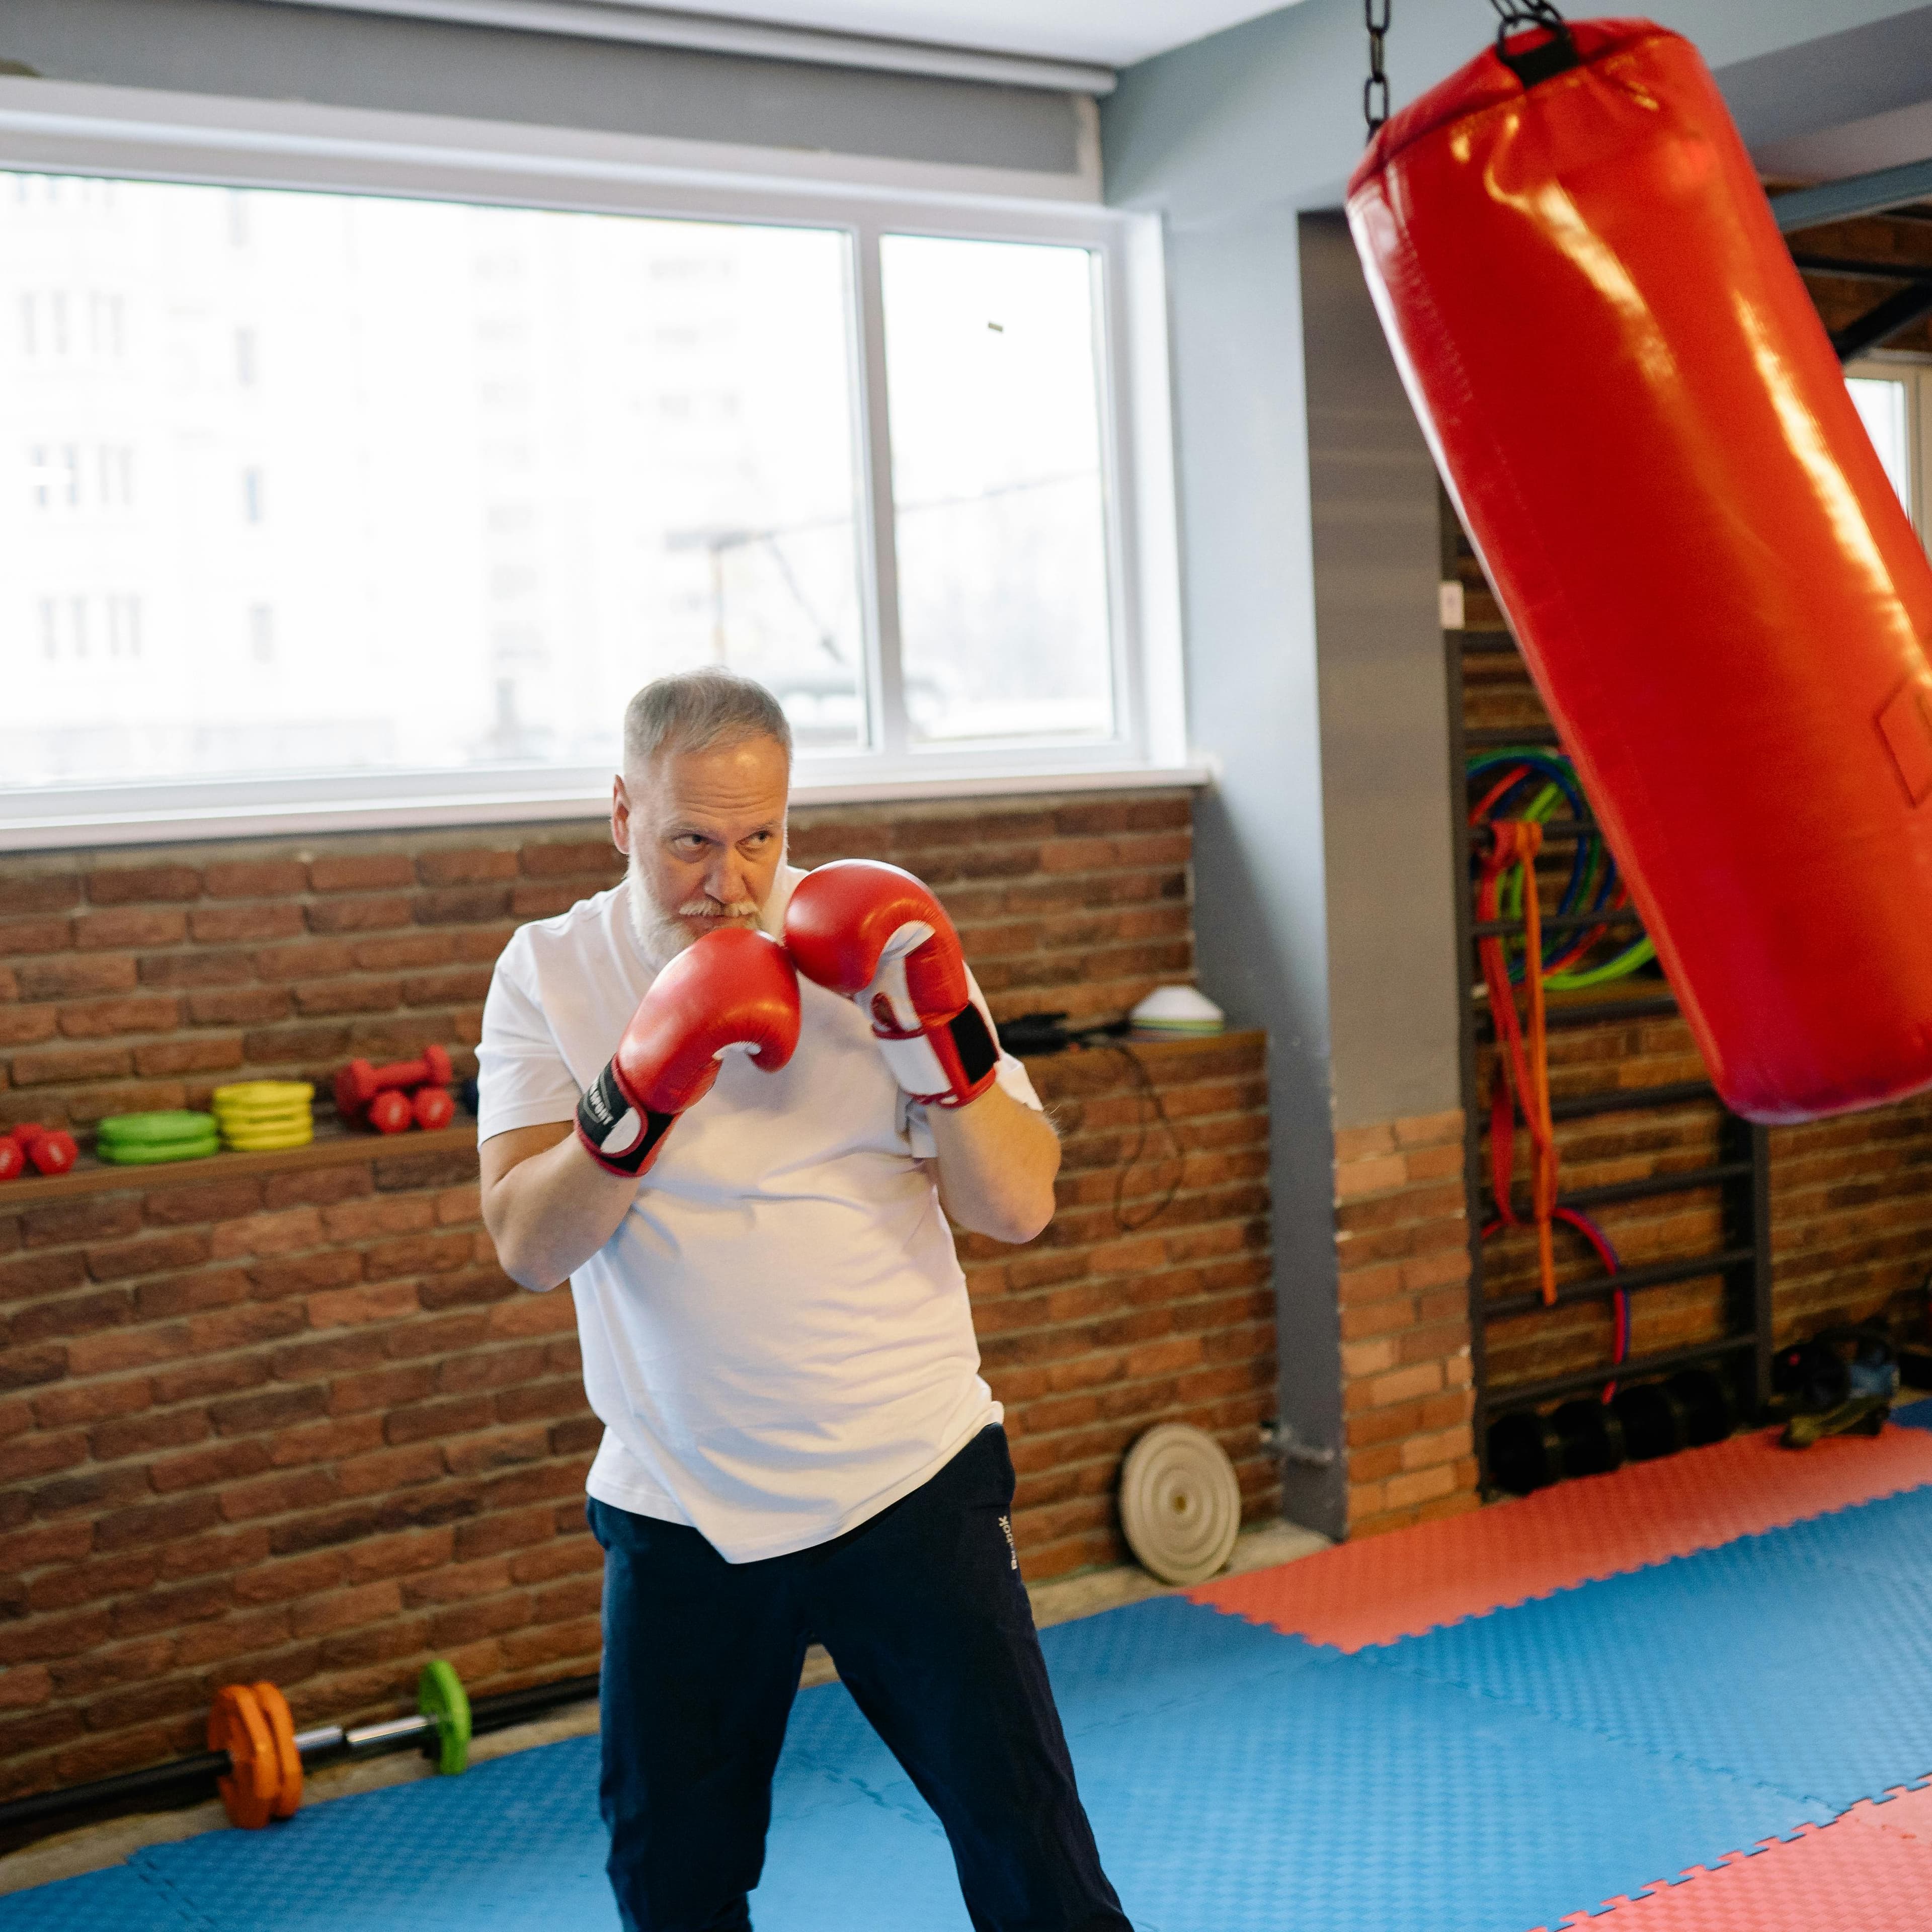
[0,109,1184,849]
[882,235,1114,744]
[1847,361,1932,532]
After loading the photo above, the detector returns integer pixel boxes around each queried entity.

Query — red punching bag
[1349,13,1932,1122]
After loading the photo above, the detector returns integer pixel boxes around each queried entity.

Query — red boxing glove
[783,860,1000,1108]
[576,927,800,1177]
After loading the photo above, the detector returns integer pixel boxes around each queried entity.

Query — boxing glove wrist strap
[575,1061,676,1177]
[875,1001,1001,1109]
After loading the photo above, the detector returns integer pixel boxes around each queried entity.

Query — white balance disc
[1118,1423,1241,1586]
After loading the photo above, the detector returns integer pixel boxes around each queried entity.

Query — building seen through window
[2,168,1130,803]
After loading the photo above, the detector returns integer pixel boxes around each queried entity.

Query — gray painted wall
[1166,201,1342,1532]
[0,0,1085,174]
[1302,213,1457,1134]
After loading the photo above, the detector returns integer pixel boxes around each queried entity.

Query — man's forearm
[925,1086,1060,1244]
[482,1123,637,1290]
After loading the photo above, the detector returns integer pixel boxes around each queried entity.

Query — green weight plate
[96,1136,222,1165]
[96,1110,219,1147]
[417,1658,471,1776]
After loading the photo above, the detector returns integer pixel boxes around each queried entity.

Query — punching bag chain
[1367,4,1573,142]
[1488,2,1577,83]
[1363,0,1391,138]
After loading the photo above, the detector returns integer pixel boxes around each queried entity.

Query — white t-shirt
[474,865,1043,1563]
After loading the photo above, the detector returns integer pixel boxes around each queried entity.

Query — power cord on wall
[1003,1011,1186,1234]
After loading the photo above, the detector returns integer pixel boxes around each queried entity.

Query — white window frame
[0,76,1195,852]
[1847,351,1932,541]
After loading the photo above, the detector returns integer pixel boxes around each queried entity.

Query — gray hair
[622,668,792,775]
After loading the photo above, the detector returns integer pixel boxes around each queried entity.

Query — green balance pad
[96,1111,221,1164]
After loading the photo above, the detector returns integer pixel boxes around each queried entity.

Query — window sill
[0,763,1215,854]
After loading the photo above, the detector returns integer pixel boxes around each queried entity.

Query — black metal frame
[1446,628,1774,1490]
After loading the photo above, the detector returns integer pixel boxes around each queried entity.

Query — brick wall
[0,788,1279,1803]
[1332,1109,1478,1537]
[0,791,1192,1134]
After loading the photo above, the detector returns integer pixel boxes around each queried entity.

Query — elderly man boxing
[477,669,1130,1932]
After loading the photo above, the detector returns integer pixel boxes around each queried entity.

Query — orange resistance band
[1476,821,1559,1307]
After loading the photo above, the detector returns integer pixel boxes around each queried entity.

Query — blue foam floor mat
[8,1484,1931,1932]
[1894,1395,1932,1431]
[1369,1485,1932,1813]
[0,1864,202,1932]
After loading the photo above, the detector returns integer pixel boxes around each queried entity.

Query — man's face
[613,734,790,966]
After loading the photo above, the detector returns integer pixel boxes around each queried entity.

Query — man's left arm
[924,1083,1061,1244]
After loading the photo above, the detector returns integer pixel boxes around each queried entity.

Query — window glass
[880,234,1114,744]
[1847,374,1912,521]
[2,172,866,787]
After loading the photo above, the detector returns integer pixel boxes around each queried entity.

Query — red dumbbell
[11,1123,78,1176]
[413,1087,455,1132]
[334,1045,454,1124]
[366,1090,415,1135]
[0,1139,24,1182]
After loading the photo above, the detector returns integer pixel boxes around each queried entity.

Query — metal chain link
[1364,0,1391,137]
[1488,1,1567,35]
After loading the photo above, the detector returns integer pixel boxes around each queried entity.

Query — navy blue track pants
[587,1426,1131,1932]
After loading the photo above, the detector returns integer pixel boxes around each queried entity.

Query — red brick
[33,1377,150,1429]
[290,1579,404,1637]
[0,1006,58,1047]
[210,1386,329,1435]
[204,859,309,899]
[10,1043,132,1086]
[185,988,292,1026]
[350,932,457,972]
[0,1250,88,1302]
[209,1206,324,1260]
[0,919,74,959]
[308,1281,421,1327]
[0,1430,89,1484]
[230,1550,349,1605]
[308,854,416,892]
[133,1037,244,1077]
[2,872,83,915]
[519,841,617,877]
[363,1232,473,1280]
[87,865,203,905]
[220,1468,344,1521]
[252,943,354,984]
[417,849,519,886]
[58,995,183,1039]
[150,1354,269,1406]
[94,1494,224,1551]
[71,909,190,951]
[306,895,414,935]
[249,1252,363,1302]
[86,1230,213,1282]
[136,952,250,990]
[149,1439,275,1494]
[187,904,304,944]
[142,1177,266,1227]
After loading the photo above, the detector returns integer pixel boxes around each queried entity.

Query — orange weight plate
[252,1680,303,1820]
[209,1683,281,1829]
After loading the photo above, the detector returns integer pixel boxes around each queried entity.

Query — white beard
[624,846,763,971]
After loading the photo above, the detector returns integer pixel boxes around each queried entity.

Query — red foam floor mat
[1846,1779,1932,1844]
[1542,1792,1932,1928]
[1193,1424,1932,1650]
